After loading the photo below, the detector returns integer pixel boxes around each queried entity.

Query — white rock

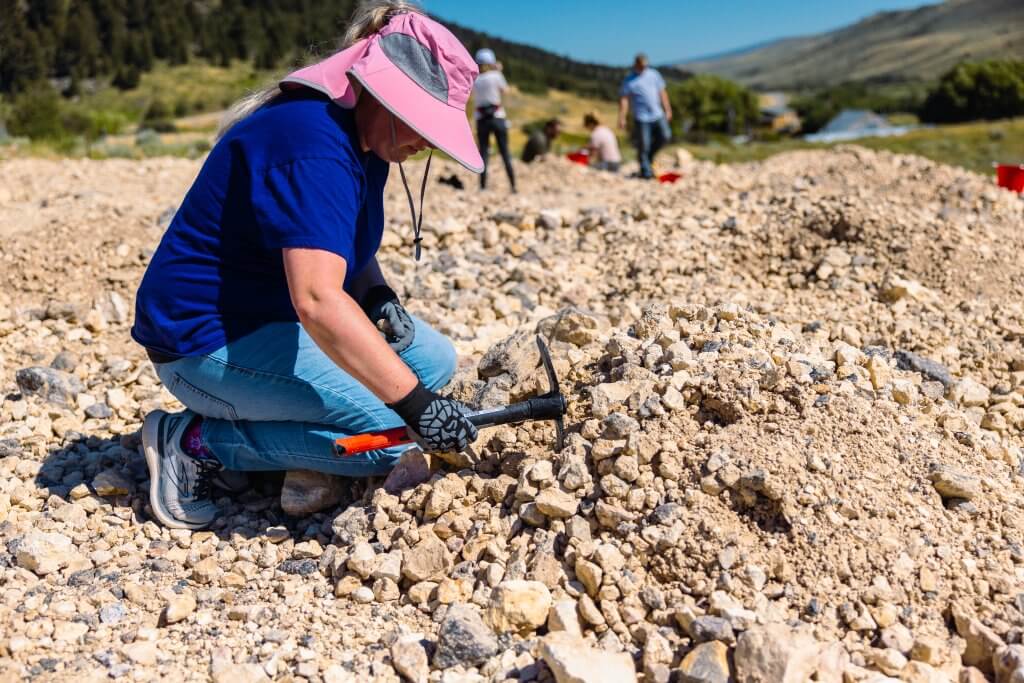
[15,531,73,576]
[540,632,637,683]
[487,580,553,635]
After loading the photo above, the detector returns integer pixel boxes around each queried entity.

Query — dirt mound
[1,148,1022,681]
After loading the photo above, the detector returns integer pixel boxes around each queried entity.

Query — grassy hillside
[0,61,625,161]
[681,0,1024,89]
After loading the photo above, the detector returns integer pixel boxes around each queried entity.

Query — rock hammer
[334,335,567,456]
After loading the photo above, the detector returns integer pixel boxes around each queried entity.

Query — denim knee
[424,337,457,390]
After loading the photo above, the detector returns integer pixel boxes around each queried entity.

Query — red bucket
[995,164,1024,193]
[566,151,589,166]
[658,172,682,184]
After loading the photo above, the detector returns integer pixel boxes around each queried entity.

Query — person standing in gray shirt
[471,48,516,192]
[618,53,672,179]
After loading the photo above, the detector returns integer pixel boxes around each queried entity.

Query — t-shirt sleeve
[251,157,364,263]
[619,78,630,97]
[654,70,666,90]
[497,73,508,89]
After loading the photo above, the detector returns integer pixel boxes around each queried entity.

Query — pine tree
[57,3,103,78]
[0,0,48,93]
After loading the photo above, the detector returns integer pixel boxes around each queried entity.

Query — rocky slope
[0,148,1023,682]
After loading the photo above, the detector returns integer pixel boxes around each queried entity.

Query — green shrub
[113,67,141,91]
[59,106,131,140]
[147,119,178,133]
[920,60,1024,123]
[174,98,191,117]
[144,99,172,122]
[7,84,65,139]
[667,75,758,136]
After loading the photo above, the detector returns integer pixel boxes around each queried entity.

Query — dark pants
[632,117,671,178]
[477,117,515,190]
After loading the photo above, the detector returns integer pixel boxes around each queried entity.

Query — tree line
[0,0,371,95]
[789,60,1024,133]
[2,1,1019,142]
[0,0,690,101]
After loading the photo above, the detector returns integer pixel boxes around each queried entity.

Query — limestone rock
[478,329,540,383]
[930,466,981,501]
[734,624,819,683]
[123,641,159,666]
[280,469,345,516]
[537,308,603,347]
[162,594,197,625]
[347,542,377,579]
[952,601,1003,674]
[91,468,134,496]
[535,487,578,518]
[487,580,552,635]
[390,634,429,683]
[951,378,990,407]
[539,632,637,683]
[210,659,270,683]
[547,600,582,636]
[901,662,947,683]
[402,534,453,583]
[14,531,73,576]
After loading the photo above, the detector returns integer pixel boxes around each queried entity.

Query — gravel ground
[1,148,1023,682]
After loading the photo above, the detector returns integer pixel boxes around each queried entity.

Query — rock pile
[1,147,1023,681]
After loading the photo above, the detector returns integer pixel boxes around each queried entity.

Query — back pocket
[168,372,239,421]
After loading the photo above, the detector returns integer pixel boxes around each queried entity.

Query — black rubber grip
[468,396,566,428]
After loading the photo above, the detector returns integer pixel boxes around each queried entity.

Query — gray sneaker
[142,410,222,530]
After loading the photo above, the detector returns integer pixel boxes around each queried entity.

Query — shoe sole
[142,411,208,531]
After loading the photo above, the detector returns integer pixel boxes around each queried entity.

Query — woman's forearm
[298,289,418,404]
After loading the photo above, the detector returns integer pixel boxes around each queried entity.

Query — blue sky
[423,0,934,65]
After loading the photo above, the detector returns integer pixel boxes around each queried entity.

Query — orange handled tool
[334,426,412,455]
[334,335,567,457]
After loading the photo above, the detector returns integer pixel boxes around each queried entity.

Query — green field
[678,118,1024,175]
[2,62,1021,177]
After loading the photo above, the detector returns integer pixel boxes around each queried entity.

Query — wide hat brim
[282,34,483,173]
[348,64,483,174]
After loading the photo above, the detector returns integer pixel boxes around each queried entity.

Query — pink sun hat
[280,11,483,173]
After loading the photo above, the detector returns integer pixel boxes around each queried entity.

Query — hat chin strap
[392,115,433,262]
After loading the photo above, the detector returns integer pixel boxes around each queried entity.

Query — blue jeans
[633,117,671,178]
[153,316,456,477]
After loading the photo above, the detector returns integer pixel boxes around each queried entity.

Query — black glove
[362,285,415,353]
[388,381,478,453]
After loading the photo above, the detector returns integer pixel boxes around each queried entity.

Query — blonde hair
[217,0,423,139]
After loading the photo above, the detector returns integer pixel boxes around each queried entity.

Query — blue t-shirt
[620,68,666,123]
[132,92,389,358]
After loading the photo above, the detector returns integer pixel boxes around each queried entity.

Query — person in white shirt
[471,48,516,192]
[584,113,622,172]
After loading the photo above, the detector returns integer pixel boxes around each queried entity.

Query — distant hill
[679,0,1024,89]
